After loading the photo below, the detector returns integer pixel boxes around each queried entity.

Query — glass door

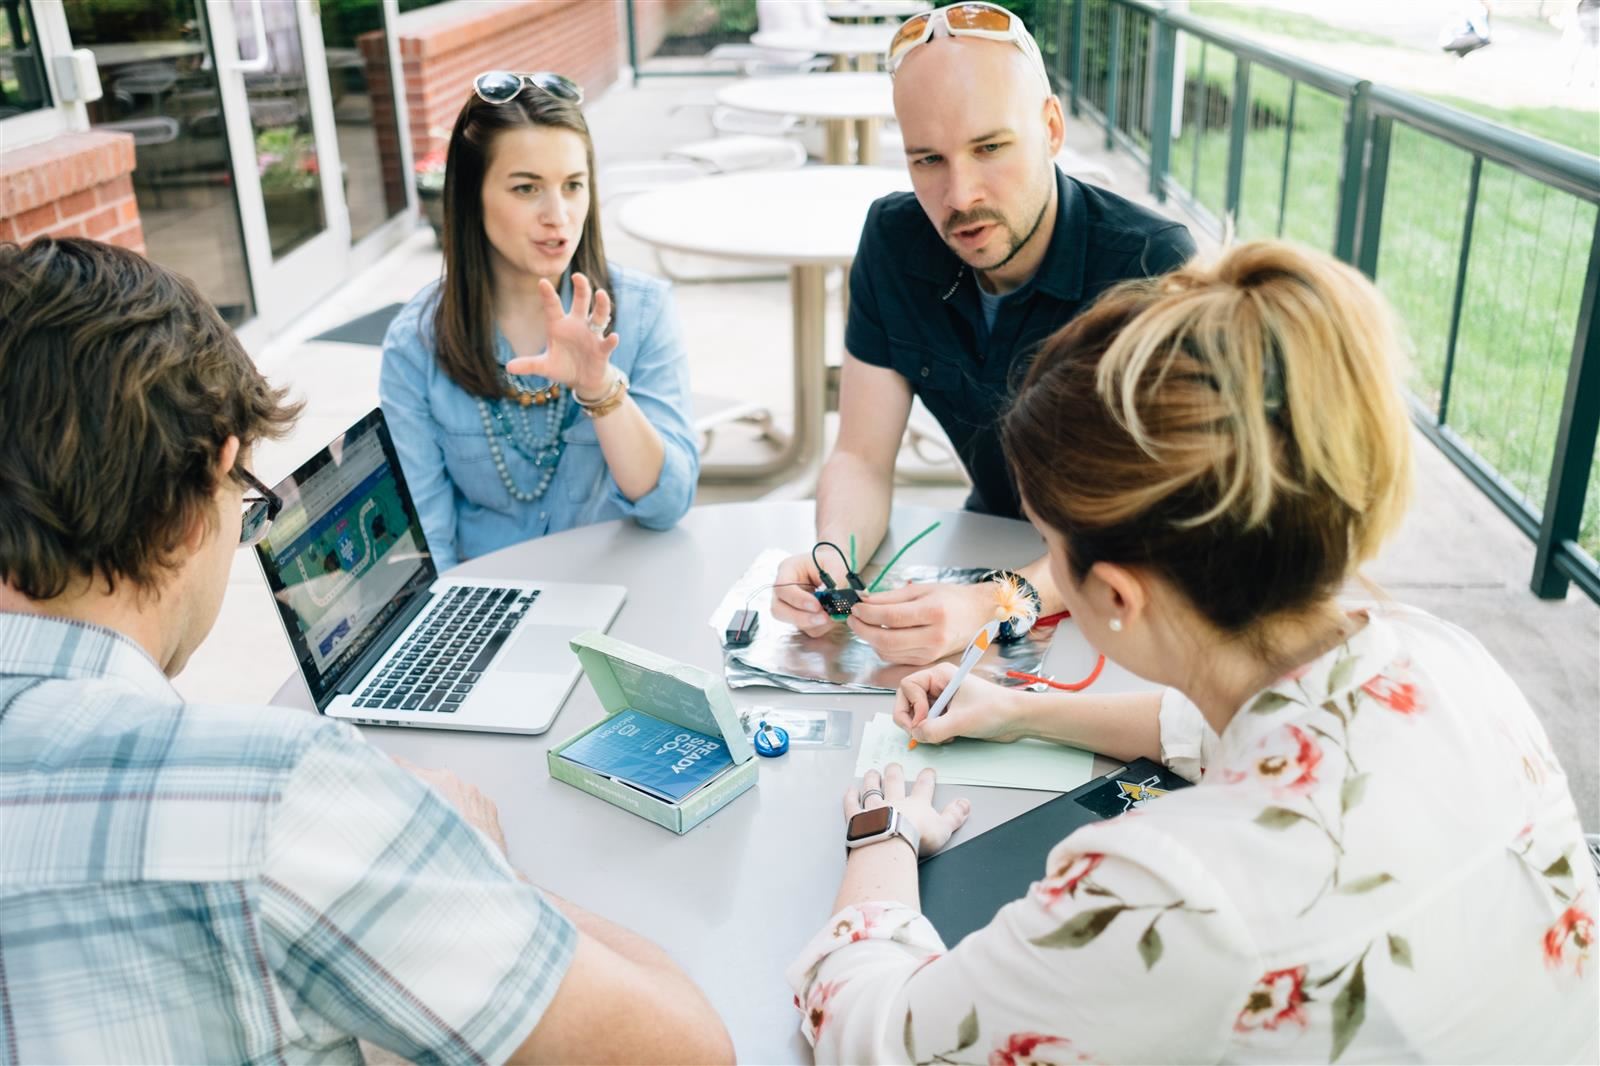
[73,0,258,327]
[317,0,411,249]
[208,0,350,333]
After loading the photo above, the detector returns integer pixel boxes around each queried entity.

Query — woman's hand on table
[846,763,971,858]
[505,273,621,396]
[895,664,1030,746]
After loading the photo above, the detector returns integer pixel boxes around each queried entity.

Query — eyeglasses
[886,2,1050,89]
[238,467,282,548]
[472,70,584,107]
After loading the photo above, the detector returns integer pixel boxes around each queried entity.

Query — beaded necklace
[476,373,568,502]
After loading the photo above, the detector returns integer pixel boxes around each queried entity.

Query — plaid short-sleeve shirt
[0,612,576,1064]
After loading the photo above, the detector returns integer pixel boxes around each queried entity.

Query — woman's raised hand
[505,272,620,395]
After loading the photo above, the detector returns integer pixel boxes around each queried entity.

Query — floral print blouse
[787,605,1598,1063]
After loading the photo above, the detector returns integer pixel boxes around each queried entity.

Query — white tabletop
[827,0,931,18]
[752,23,896,56]
[717,71,894,121]
[269,502,1136,1062]
[616,166,910,266]
[89,41,206,67]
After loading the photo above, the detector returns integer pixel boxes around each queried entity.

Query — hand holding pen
[898,620,1006,750]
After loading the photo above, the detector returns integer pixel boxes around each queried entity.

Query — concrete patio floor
[184,74,1598,831]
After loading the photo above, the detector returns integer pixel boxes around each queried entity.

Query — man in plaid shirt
[0,238,733,1064]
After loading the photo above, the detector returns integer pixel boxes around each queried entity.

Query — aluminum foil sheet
[709,549,1053,693]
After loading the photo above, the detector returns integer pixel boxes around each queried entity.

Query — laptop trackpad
[495,624,586,674]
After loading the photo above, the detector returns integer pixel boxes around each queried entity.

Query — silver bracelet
[574,368,623,408]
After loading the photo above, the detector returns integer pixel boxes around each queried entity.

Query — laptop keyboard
[353,585,538,714]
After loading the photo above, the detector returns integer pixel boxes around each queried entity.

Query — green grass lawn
[1080,5,1600,568]
[1185,1,1423,51]
[1430,95,1600,159]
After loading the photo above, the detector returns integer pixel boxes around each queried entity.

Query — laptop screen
[255,409,435,709]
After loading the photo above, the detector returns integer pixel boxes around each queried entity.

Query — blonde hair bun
[1003,240,1414,633]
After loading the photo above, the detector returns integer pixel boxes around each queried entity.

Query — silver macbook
[255,408,624,734]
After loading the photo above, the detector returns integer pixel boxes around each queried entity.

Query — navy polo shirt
[845,168,1197,518]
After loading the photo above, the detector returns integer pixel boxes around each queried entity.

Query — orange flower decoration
[1361,666,1423,715]
[1234,966,1310,1033]
[992,574,1037,624]
[1222,724,1323,795]
[1544,905,1595,976]
[1035,853,1105,906]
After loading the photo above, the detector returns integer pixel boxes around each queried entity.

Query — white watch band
[845,808,920,857]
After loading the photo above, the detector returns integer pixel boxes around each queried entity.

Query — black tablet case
[918,757,1192,946]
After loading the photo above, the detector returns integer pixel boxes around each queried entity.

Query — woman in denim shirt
[380,72,697,572]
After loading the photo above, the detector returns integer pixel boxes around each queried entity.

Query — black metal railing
[1062,0,1600,605]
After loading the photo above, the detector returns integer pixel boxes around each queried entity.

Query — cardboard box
[548,631,757,834]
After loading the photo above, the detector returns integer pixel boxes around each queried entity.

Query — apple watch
[845,804,920,857]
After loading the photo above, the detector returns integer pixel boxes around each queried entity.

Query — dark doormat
[311,303,405,346]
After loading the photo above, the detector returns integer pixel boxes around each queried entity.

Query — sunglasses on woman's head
[473,71,584,107]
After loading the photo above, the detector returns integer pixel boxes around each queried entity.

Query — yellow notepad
[854,712,1095,793]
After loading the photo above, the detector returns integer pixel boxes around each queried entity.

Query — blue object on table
[559,709,734,802]
[753,720,789,757]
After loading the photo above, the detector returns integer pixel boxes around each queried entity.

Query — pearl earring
[1108,618,1123,632]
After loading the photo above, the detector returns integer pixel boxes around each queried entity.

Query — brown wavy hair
[0,237,301,600]
[1002,240,1413,635]
[433,84,612,398]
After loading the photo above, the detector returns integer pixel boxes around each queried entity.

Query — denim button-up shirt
[379,265,698,572]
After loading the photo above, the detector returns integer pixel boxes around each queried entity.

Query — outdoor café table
[269,501,1126,1064]
[616,166,910,486]
[716,71,893,166]
[752,23,897,73]
[826,0,933,21]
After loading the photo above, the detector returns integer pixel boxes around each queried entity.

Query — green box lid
[568,631,755,764]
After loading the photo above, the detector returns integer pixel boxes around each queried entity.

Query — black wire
[744,581,813,611]
[811,541,851,585]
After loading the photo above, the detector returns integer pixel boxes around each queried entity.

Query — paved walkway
[195,73,1596,830]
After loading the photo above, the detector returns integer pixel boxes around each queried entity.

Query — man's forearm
[545,892,683,974]
[1018,555,1065,614]
[815,449,894,577]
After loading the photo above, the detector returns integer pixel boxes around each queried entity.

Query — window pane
[234,1,327,259]
[0,0,51,118]
[73,0,257,325]
[319,0,407,243]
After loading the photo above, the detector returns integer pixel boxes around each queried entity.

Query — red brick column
[394,0,623,164]
[0,131,144,252]
[631,0,692,61]
[357,27,407,219]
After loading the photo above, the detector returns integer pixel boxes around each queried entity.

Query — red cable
[1007,653,1106,692]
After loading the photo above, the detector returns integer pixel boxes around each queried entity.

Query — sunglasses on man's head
[887,1,1049,89]
[473,71,584,107]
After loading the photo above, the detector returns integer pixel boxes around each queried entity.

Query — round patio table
[270,501,1130,1063]
[617,166,910,486]
[716,71,894,166]
[752,23,897,72]
[826,0,932,20]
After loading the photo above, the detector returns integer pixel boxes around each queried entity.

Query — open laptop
[254,408,625,734]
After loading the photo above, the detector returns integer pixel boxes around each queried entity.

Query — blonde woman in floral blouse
[788,241,1598,1064]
